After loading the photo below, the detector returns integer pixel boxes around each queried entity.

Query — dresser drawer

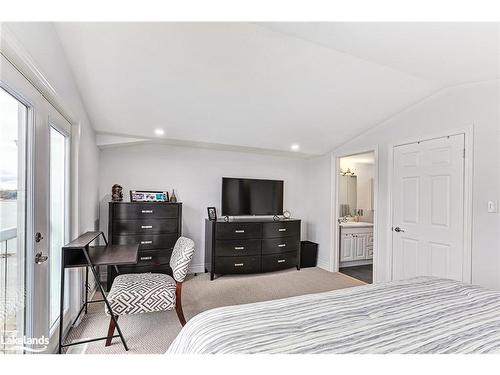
[215,222,262,239]
[215,239,261,257]
[215,256,260,274]
[136,249,172,266]
[112,219,178,235]
[112,234,178,250]
[112,203,179,219]
[262,237,300,254]
[262,252,297,272]
[262,221,300,238]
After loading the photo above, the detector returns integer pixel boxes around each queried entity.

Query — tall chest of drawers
[107,202,182,290]
[205,218,301,280]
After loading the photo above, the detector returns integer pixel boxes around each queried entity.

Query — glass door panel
[49,126,69,331]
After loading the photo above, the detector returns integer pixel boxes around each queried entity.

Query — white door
[1,55,71,353]
[392,134,465,281]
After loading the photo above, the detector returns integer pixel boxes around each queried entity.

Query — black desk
[58,231,138,353]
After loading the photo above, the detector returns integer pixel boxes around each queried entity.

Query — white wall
[304,154,332,269]
[99,143,308,271]
[310,81,500,289]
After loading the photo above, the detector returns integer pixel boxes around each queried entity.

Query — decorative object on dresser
[170,189,177,203]
[107,201,182,291]
[111,184,123,201]
[207,207,217,221]
[130,190,169,202]
[205,218,301,280]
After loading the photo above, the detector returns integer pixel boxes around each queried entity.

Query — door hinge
[463,148,466,158]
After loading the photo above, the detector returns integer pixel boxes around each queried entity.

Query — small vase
[170,189,177,203]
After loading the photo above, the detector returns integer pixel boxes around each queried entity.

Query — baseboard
[316,259,330,271]
[189,263,206,274]
[340,259,373,268]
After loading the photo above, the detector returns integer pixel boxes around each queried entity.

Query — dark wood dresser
[205,218,301,280]
[107,202,182,290]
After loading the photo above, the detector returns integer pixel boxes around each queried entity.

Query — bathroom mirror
[339,175,357,217]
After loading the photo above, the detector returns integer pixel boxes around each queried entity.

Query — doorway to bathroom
[334,151,376,284]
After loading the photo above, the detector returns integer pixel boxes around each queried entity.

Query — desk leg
[85,266,89,314]
[58,259,65,354]
[82,249,129,351]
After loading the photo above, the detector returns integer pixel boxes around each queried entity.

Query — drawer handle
[234,263,244,267]
[235,230,245,233]
[278,244,286,248]
[140,256,153,261]
[277,259,286,263]
[234,246,245,250]
[278,228,287,232]
[141,225,153,229]
[141,240,153,245]
[141,210,153,214]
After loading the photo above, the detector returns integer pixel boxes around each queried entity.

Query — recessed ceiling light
[291,144,300,151]
[154,128,165,136]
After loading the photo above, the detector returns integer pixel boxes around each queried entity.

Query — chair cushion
[105,273,176,316]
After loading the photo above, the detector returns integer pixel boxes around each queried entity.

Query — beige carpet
[65,267,364,354]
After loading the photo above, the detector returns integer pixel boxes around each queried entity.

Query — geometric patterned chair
[104,236,195,346]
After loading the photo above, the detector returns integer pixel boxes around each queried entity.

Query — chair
[104,236,195,346]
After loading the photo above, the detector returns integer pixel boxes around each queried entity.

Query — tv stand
[204,218,301,280]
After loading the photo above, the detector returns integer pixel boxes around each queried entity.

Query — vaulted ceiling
[54,22,499,155]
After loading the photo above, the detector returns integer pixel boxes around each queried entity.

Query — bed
[167,277,500,354]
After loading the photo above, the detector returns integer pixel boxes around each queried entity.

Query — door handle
[393,227,406,233]
[35,252,48,264]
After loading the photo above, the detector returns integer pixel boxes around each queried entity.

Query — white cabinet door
[392,134,465,281]
[340,234,354,262]
[353,234,367,260]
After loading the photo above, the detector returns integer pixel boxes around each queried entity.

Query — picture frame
[207,207,217,221]
[130,190,169,202]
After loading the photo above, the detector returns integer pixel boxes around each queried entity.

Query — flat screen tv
[222,177,284,216]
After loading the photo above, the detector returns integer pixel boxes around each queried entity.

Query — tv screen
[222,178,284,216]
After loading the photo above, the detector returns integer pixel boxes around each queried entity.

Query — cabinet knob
[278,244,286,248]
[234,263,244,267]
[235,230,245,233]
[234,246,245,250]
[141,225,153,229]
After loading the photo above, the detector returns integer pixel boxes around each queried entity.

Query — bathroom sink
[340,222,374,227]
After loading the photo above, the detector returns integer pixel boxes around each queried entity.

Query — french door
[392,134,465,282]
[1,55,71,353]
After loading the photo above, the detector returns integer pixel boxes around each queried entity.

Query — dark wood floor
[339,264,373,284]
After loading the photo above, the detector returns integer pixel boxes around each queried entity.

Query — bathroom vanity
[339,222,373,265]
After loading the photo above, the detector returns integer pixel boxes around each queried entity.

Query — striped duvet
[167,277,500,353]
